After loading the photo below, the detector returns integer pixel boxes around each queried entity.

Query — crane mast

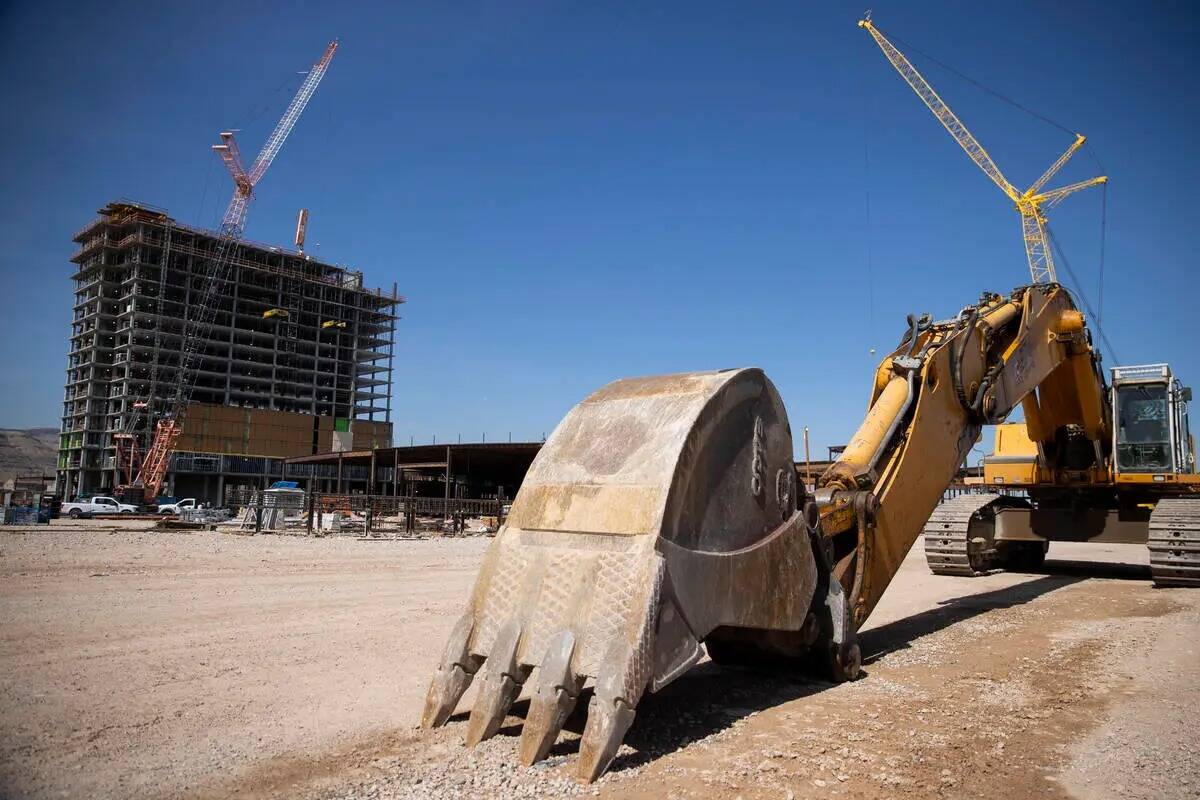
[859,16,1106,285]
[124,40,338,502]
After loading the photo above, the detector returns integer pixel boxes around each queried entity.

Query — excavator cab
[956,362,1199,588]
[1111,364,1195,476]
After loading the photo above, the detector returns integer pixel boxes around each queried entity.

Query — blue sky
[0,1,1195,459]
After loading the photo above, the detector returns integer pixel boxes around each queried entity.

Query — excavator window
[1116,384,1172,472]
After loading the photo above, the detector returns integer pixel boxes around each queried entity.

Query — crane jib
[121,40,339,500]
[858,18,1106,286]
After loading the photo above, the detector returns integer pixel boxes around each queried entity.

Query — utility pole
[803,426,812,489]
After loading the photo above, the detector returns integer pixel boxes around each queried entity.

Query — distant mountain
[0,428,59,484]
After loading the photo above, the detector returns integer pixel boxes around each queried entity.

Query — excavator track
[1148,497,1200,587]
[922,493,1003,576]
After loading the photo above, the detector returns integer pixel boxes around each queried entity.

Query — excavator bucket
[422,368,839,781]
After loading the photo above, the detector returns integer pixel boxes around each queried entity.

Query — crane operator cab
[1112,364,1195,477]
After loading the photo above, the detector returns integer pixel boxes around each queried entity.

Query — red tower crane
[120,40,338,503]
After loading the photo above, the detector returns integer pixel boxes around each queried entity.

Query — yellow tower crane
[859,15,1107,284]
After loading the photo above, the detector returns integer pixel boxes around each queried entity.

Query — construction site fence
[230,485,1001,516]
[227,488,505,536]
[3,506,46,525]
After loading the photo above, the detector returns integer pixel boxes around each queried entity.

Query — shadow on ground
[530,661,832,774]
[859,574,1084,664]
[451,569,1111,776]
[1041,557,1150,581]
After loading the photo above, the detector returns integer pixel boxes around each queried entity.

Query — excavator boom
[817,284,1103,624]
[424,282,1104,781]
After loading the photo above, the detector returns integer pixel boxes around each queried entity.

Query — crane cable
[863,141,876,350]
[883,25,1116,360]
[881,27,1106,175]
[1046,223,1119,365]
[859,45,877,351]
[196,153,216,229]
[1084,139,1109,335]
[1097,180,1108,335]
[881,27,1076,137]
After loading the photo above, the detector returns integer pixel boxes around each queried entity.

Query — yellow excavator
[422,283,1198,780]
[420,16,1198,784]
[847,16,1198,585]
[925,362,1197,582]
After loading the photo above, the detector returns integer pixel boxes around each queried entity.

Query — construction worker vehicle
[154,497,198,516]
[421,283,1198,781]
[62,496,140,518]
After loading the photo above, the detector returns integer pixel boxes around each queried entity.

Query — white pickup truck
[62,496,139,518]
[155,498,197,515]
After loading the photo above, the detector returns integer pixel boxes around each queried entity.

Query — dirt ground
[1,522,1197,800]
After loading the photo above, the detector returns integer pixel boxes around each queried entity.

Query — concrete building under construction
[60,201,401,502]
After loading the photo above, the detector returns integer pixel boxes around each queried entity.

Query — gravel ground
[0,524,488,799]
[1059,606,1200,800]
[1,525,1197,800]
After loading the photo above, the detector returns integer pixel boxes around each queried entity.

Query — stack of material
[158,506,234,530]
[232,487,306,532]
[461,517,496,534]
[180,507,232,525]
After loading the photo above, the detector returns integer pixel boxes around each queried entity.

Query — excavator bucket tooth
[424,369,823,781]
[465,619,527,746]
[577,694,638,782]
[420,612,481,729]
[575,635,652,781]
[517,631,582,766]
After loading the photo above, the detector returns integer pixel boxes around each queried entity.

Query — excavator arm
[816,283,1104,625]
[422,283,1103,782]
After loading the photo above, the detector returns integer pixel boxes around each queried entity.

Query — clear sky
[0,1,1195,458]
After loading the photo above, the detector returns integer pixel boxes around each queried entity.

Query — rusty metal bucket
[421,368,825,780]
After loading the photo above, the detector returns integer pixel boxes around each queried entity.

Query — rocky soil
[1,526,1196,800]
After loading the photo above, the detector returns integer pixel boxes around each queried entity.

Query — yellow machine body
[424,283,1199,782]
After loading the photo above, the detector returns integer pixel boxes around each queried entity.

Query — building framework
[285,442,543,501]
[60,201,401,500]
